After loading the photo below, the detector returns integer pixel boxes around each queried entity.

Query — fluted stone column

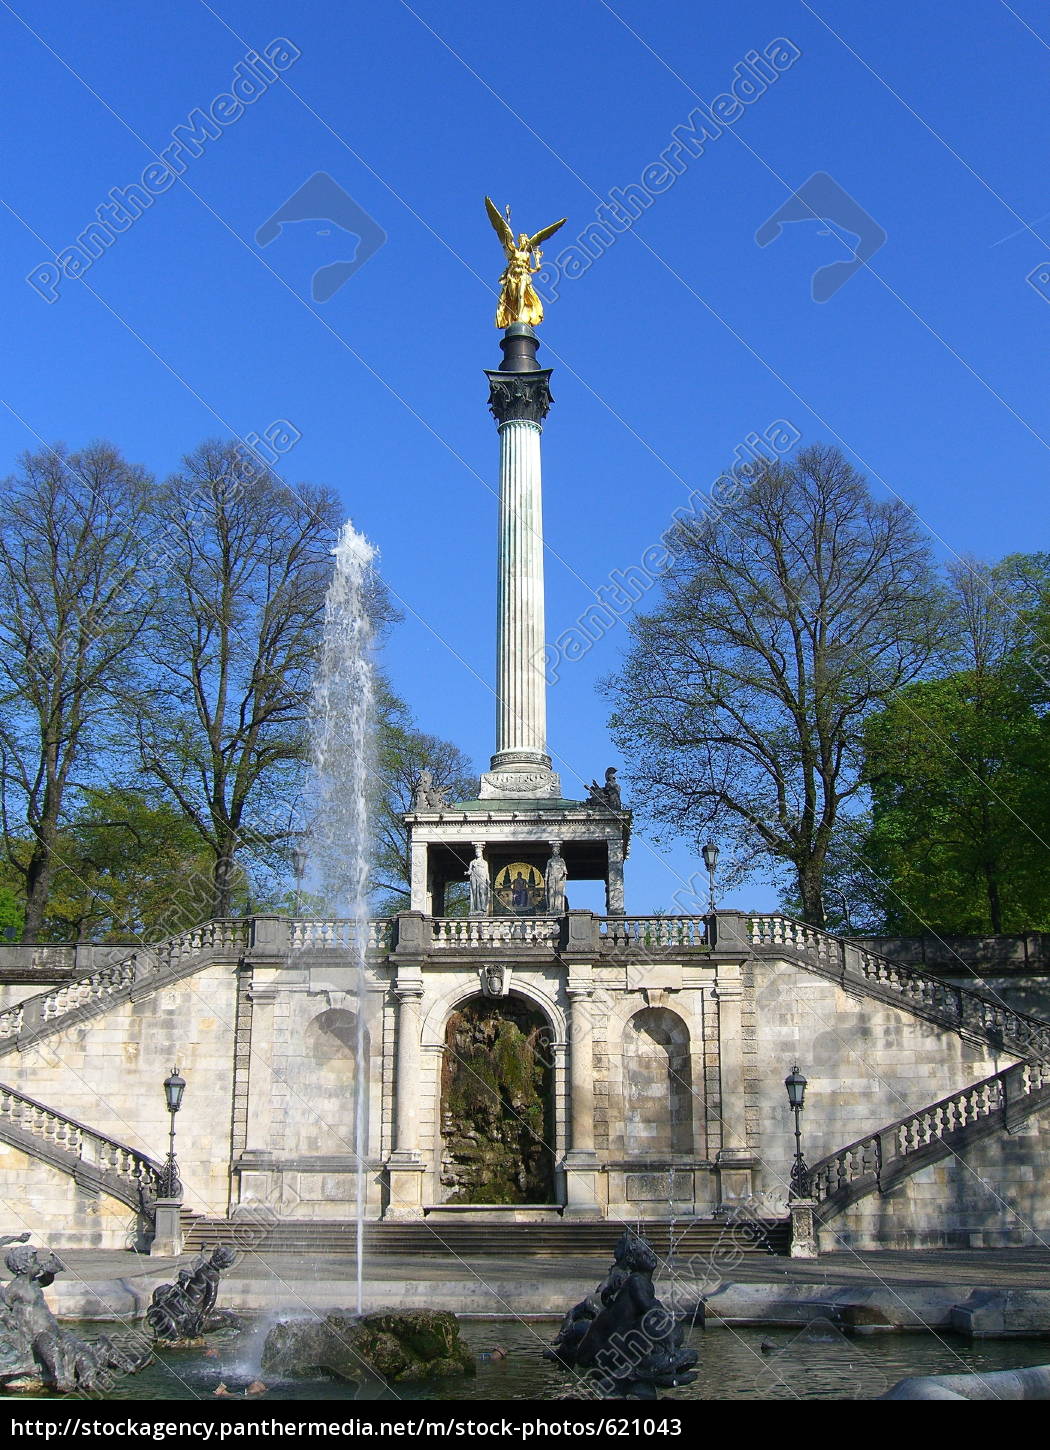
[495,418,547,763]
[481,324,561,800]
[384,976,425,1220]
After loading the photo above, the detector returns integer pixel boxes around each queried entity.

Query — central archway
[439,994,555,1204]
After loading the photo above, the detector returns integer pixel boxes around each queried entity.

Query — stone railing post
[248,916,290,960]
[788,1197,819,1258]
[711,910,750,951]
[394,911,427,956]
[566,909,599,955]
[151,1198,184,1257]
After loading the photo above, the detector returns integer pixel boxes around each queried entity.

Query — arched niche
[285,1006,370,1158]
[438,993,556,1204]
[622,1007,694,1156]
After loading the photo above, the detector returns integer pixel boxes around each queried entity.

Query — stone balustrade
[289,919,394,951]
[807,1059,1050,1217]
[0,919,250,1052]
[599,915,710,950]
[748,912,1050,1063]
[428,916,562,949]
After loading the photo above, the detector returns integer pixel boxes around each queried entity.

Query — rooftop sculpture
[485,197,567,329]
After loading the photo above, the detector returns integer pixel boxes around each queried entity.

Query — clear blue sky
[3,0,1049,913]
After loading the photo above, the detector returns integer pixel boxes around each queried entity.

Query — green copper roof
[447,797,591,812]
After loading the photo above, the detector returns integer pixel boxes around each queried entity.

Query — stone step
[183,1217,790,1257]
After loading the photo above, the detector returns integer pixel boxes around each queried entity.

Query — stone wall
[822,1111,1050,1250]
[749,955,1012,1213]
[858,934,1050,972]
[0,1141,134,1250]
[937,974,1050,1023]
[1,958,241,1217]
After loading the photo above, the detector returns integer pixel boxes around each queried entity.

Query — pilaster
[384,967,425,1220]
[562,968,602,1217]
[714,961,756,1209]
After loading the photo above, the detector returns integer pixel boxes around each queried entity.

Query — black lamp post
[162,1066,186,1200]
[784,1064,808,1199]
[701,840,719,914]
[291,843,309,918]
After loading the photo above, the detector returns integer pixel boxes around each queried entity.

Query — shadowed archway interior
[439,994,555,1204]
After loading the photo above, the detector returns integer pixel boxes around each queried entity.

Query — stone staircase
[183,1216,789,1258]
[747,913,1050,1062]
[0,1079,169,1221]
[807,1057,1050,1225]
[0,920,248,1059]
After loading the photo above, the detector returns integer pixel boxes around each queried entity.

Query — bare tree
[0,443,154,939]
[135,441,350,917]
[606,445,947,925]
[371,680,478,915]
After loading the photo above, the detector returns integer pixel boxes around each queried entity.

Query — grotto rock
[261,1309,475,1385]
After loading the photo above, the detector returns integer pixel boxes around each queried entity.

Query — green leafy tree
[853,555,1050,934]
[0,444,154,939]
[605,445,947,926]
[32,788,228,941]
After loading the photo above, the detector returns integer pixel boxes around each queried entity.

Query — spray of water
[307,520,377,1316]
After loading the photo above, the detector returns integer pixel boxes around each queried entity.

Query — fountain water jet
[307,520,378,1316]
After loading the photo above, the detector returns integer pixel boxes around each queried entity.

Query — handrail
[289,919,393,950]
[0,919,248,1054]
[0,1079,165,1213]
[748,912,1050,1061]
[806,1058,1050,1219]
[599,916,710,949]
[429,916,562,948]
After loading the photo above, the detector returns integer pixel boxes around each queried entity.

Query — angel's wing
[528,216,568,250]
[485,196,515,257]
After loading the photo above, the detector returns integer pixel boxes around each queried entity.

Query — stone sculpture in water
[547,1230,698,1399]
[0,1244,152,1394]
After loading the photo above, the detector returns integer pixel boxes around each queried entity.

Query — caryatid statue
[485,197,567,328]
[467,843,491,917]
[545,842,568,915]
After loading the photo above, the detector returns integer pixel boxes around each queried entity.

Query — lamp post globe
[701,840,719,913]
[784,1064,807,1110]
[164,1066,186,1115]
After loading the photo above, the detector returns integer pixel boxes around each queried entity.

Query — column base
[480,755,561,799]
[151,1198,184,1257]
[561,1151,602,1218]
[384,1158,426,1221]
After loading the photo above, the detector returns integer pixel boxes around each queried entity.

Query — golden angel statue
[485,197,567,328]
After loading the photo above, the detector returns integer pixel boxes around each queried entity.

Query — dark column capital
[486,369,554,426]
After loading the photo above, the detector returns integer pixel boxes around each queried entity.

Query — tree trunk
[212,847,236,919]
[797,858,826,928]
[22,844,52,942]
